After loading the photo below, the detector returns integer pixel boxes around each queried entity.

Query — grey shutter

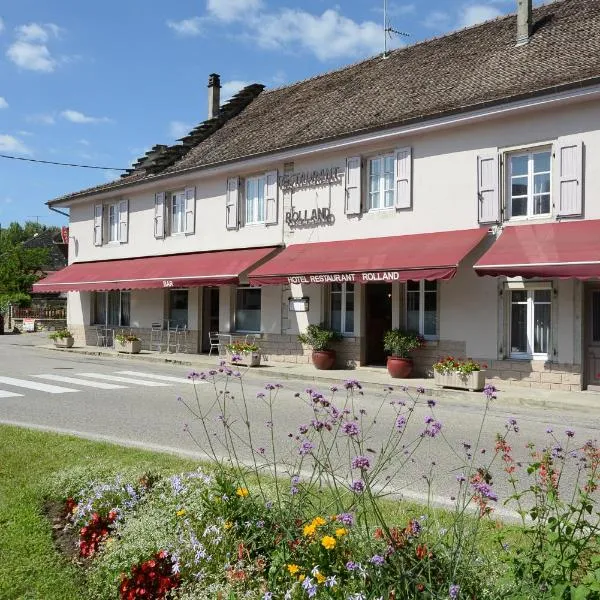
[265,170,278,225]
[556,139,583,217]
[93,204,103,246]
[154,192,165,239]
[395,146,412,209]
[118,199,129,243]
[345,156,361,215]
[226,177,239,230]
[184,186,196,234]
[477,154,500,223]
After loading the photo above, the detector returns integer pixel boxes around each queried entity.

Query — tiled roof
[50,0,600,204]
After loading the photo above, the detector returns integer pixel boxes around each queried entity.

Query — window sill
[509,354,549,361]
[506,215,552,223]
[244,221,268,227]
[366,207,395,214]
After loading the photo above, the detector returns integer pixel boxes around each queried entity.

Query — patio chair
[208,331,220,356]
[95,325,110,347]
[149,322,164,352]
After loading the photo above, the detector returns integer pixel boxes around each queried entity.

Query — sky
[0,0,546,228]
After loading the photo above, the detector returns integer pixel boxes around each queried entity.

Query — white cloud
[7,40,57,72]
[77,138,90,146]
[168,120,192,139]
[167,17,205,36]
[207,0,264,23]
[60,109,111,124]
[422,10,451,29]
[4,197,14,204]
[221,80,251,101]
[254,9,384,61]
[26,113,55,125]
[16,23,49,42]
[18,130,33,136]
[0,97,8,109]
[458,5,502,28]
[0,134,31,155]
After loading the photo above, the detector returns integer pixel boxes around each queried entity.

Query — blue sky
[0,0,535,227]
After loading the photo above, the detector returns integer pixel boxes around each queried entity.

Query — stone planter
[434,370,486,392]
[54,337,74,348]
[227,352,261,367]
[116,339,142,354]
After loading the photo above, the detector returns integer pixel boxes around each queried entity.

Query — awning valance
[474,220,600,279]
[32,247,279,292]
[248,228,488,286]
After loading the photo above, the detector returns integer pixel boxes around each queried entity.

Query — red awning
[248,228,488,285]
[32,247,278,292]
[474,220,600,279]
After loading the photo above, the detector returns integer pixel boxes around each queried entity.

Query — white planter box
[54,337,74,348]
[116,340,142,354]
[228,352,261,367]
[434,370,486,392]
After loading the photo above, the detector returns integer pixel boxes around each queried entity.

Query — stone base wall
[482,359,583,391]
[12,318,67,333]
[68,324,199,354]
[412,340,467,378]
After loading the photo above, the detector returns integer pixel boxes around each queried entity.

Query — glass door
[586,288,600,389]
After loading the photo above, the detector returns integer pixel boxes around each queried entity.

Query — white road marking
[76,373,169,386]
[34,374,127,390]
[116,371,207,385]
[0,376,78,394]
[0,390,24,398]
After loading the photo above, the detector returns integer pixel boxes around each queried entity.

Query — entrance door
[365,283,393,365]
[585,286,600,390]
[202,288,220,353]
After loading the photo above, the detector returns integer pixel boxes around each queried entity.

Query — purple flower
[427,399,436,407]
[263,592,273,600]
[256,392,265,399]
[396,415,407,430]
[423,419,443,438]
[187,371,200,379]
[456,473,466,483]
[219,360,226,366]
[264,383,276,390]
[330,386,339,392]
[208,369,218,376]
[337,512,354,526]
[350,480,365,493]
[290,486,299,495]
[471,481,498,502]
[344,379,362,390]
[345,561,359,571]
[291,475,300,485]
[298,440,315,456]
[342,421,361,437]
[370,554,385,566]
[230,353,242,363]
[351,455,371,470]
[301,577,317,598]
[256,447,265,455]
[483,384,497,400]
[449,584,460,599]
[565,428,575,438]
[409,519,421,535]
[424,415,434,424]
[298,424,309,435]
[265,420,273,429]
[416,386,425,394]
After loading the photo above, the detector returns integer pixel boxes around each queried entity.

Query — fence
[11,306,66,319]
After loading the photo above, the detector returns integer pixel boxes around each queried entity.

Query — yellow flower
[176,509,186,517]
[335,527,348,538]
[236,487,249,497]
[315,571,326,584]
[303,523,317,537]
[224,521,233,530]
[312,516,326,527]
[298,574,306,583]
[287,564,300,575]
[321,535,336,550]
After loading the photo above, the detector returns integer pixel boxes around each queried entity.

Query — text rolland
[288,272,402,284]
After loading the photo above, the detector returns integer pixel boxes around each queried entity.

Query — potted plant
[115,333,142,354]
[432,356,487,391]
[225,341,261,367]
[383,329,425,378]
[298,324,342,370]
[49,329,74,348]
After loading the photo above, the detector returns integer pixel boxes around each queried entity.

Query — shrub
[433,356,488,375]
[297,323,341,351]
[383,329,425,358]
[225,341,260,354]
[49,329,73,340]
[115,333,141,343]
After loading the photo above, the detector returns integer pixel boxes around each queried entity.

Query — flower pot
[248,352,261,367]
[54,337,74,348]
[117,340,142,354]
[311,350,336,370]
[434,370,486,392]
[387,356,414,378]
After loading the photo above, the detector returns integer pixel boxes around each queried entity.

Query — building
[34,0,600,391]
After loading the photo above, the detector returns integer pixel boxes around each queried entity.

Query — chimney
[516,0,532,45]
[207,73,221,120]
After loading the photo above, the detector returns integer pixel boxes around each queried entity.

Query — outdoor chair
[208,331,220,356]
[149,322,164,352]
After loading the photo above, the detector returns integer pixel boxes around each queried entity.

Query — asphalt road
[1,333,598,521]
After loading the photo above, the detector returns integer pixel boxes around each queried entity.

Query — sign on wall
[285,206,335,228]
[288,272,402,284]
[279,167,342,191]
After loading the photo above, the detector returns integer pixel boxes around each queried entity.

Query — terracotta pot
[312,349,336,370]
[387,356,414,378]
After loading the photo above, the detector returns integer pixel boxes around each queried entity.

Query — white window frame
[107,202,119,243]
[508,286,552,360]
[405,280,439,340]
[330,282,355,336]
[245,175,267,225]
[506,147,552,220]
[367,153,395,211]
[235,286,262,333]
[170,190,186,235]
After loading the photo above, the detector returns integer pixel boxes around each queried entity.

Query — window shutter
[184,186,196,234]
[118,199,129,243]
[556,139,583,217]
[395,147,412,209]
[154,192,165,239]
[264,170,278,225]
[345,156,361,215]
[93,204,103,246]
[226,177,240,230]
[477,154,500,223]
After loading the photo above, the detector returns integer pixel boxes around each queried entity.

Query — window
[245,176,266,224]
[368,155,395,210]
[94,200,128,246]
[406,280,438,338]
[236,287,261,332]
[170,191,186,234]
[330,283,355,335]
[510,289,551,358]
[108,203,119,242]
[508,149,551,218]
[93,291,130,326]
[168,289,188,327]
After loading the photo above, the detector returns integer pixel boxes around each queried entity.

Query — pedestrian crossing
[0,369,207,399]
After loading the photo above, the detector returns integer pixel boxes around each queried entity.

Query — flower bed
[432,356,487,391]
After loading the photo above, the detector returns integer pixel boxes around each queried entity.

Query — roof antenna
[383,0,410,59]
